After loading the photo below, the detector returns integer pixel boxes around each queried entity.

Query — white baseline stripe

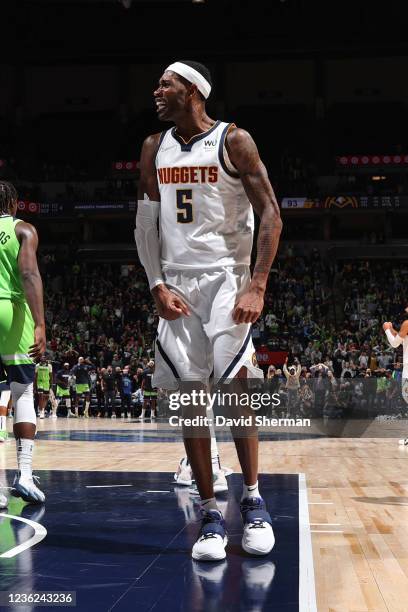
[146,490,170,493]
[86,484,133,488]
[299,473,318,612]
[0,513,47,558]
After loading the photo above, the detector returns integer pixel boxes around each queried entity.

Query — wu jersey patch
[203,138,218,151]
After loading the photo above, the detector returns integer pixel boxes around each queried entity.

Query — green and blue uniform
[0,215,35,384]
[142,368,157,399]
[35,363,52,392]
[71,364,92,395]
[56,369,71,398]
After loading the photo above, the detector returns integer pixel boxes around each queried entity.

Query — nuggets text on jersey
[157,166,218,184]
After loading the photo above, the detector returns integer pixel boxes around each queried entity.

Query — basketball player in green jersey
[35,355,52,419]
[0,181,46,505]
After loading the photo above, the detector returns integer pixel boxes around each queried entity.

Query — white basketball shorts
[153,266,264,390]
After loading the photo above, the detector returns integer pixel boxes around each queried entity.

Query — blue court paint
[0,471,310,611]
[35,429,323,443]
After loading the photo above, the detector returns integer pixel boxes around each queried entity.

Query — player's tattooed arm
[226,128,283,324]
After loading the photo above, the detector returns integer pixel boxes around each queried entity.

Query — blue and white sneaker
[192,509,228,561]
[12,473,45,504]
[240,497,275,555]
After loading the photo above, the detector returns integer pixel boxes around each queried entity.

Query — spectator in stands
[340,361,354,379]
[376,370,390,409]
[120,366,133,418]
[96,368,105,417]
[102,365,117,418]
[112,353,123,369]
[89,368,98,416]
[298,378,314,415]
[283,357,301,408]
[392,362,402,384]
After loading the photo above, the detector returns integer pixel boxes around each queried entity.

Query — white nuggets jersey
[155,120,254,269]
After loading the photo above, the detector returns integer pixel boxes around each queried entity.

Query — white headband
[166,62,211,99]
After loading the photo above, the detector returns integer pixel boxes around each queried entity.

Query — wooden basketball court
[1,417,408,611]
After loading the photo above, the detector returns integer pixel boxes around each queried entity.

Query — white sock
[242,481,260,500]
[200,497,219,513]
[0,415,6,431]
[16,438,34,478]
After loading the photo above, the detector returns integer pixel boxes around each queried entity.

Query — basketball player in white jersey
[135,60,282,561]
[0,362,10,443]
[0,365,10,508]
[383,312,408,445]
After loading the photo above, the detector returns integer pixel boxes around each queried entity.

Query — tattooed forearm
[226,127,283,294]
[251,208,282,293]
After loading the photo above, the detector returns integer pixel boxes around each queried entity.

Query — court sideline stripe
[298,473,318,612]
[0,513,47,559]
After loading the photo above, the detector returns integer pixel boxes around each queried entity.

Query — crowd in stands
[256,253,408,418]
[40,247,408,373]
[34,246,408,419]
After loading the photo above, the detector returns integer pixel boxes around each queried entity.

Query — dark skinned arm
[15,221,46,360]
[226,127,282,324]
[137,134,190,320]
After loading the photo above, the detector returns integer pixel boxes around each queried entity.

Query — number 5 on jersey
[176,189,193,223]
